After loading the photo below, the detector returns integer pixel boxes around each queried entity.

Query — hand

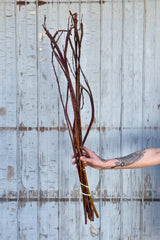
[72,146,105,170]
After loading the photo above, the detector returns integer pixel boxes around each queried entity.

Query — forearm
[101,148,160,169]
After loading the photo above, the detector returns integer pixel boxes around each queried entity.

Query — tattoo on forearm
[98,150,146,168]
[111,150,146,168]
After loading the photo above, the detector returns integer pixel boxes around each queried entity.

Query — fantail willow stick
[43,11,99,224]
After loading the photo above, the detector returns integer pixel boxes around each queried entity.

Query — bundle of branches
[43,11,99,224]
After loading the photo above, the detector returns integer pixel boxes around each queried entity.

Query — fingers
[72,150,88,159]
[72,146,95,166]
[82,146,95,158]
[80,156,92,164]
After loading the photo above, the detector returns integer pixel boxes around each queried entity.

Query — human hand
[72,146,105,170]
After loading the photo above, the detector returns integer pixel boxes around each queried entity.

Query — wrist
[103,159,115,169]
[98,156,109,169]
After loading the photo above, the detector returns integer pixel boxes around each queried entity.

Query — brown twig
[43,11,99,224]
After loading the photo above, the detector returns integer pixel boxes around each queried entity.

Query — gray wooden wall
[0,0,160,239]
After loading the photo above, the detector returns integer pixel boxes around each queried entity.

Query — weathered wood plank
[121,0,144,199]
[122,1,144,128]
[101,201,121,240]
[100,1,122,198]
[121,201,142,240]
[143,0,159,128]
[16,4,39,239]
[0,131,17,198]
[18,202,38,240]
[0,3,16,127]
[59,201,81,240]
[0,202,18,240]
[18,131,38,193]
[39,201,59,240]
[38,131,59,199]
[142,0,160,201]
[37,3,59,200]
[143,201,160,240]
[38,4,59,128]
[142,128,160,200]
[16,3,38,127]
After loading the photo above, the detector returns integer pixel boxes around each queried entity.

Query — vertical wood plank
[37,5,60,239]
[0,2,16,127]
[0,131,17,198]
[100,1,122,198]
[143,202,160,240]
[142,0,160,200]
[18,202,38,240]
[59,201,81,240]
[0,202,18,240]
[121,0,144,199]
[39,202,59,240]
[100,2,122,238]
[121,201,142,240]
[101,201,121,240]
[16,3,37,127]
[16,4,38,240]
[18,131,38,192]
[38,5,59,128]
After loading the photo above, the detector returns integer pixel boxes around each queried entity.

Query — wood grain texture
[0,0,160,239]
[0,3,16,127]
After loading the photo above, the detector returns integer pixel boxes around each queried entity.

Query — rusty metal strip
[0,197,160,202]
[15,0,122,6]
[16,1,30,5]
[16,0,46,6]
[0,126,159,132]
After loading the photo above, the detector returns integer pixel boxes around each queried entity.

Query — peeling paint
[103,190,107,198]
[38,0,47,6]
[8,166,15,181]
[11,208,16,212]
[49,190,54,197]
[0,107,6,116]
[29,190,38,198]
[39,30,46,42]
[71,184,79,198]
[16,1,30,5]
[40,57,45,62]
[28,10,36,15]
[101,126,105,132]
[94,181,100,198]
[16,0,47,6]
[144,175,152,199]
[90,225,98,237]
[18,201,26,208]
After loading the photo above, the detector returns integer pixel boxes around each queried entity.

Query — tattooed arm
[73,147,160,170]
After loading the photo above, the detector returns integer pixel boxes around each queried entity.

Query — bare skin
[72,147,160,170]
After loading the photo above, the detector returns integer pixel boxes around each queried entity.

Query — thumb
[80,156,92,164]
[80,156,86,161]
